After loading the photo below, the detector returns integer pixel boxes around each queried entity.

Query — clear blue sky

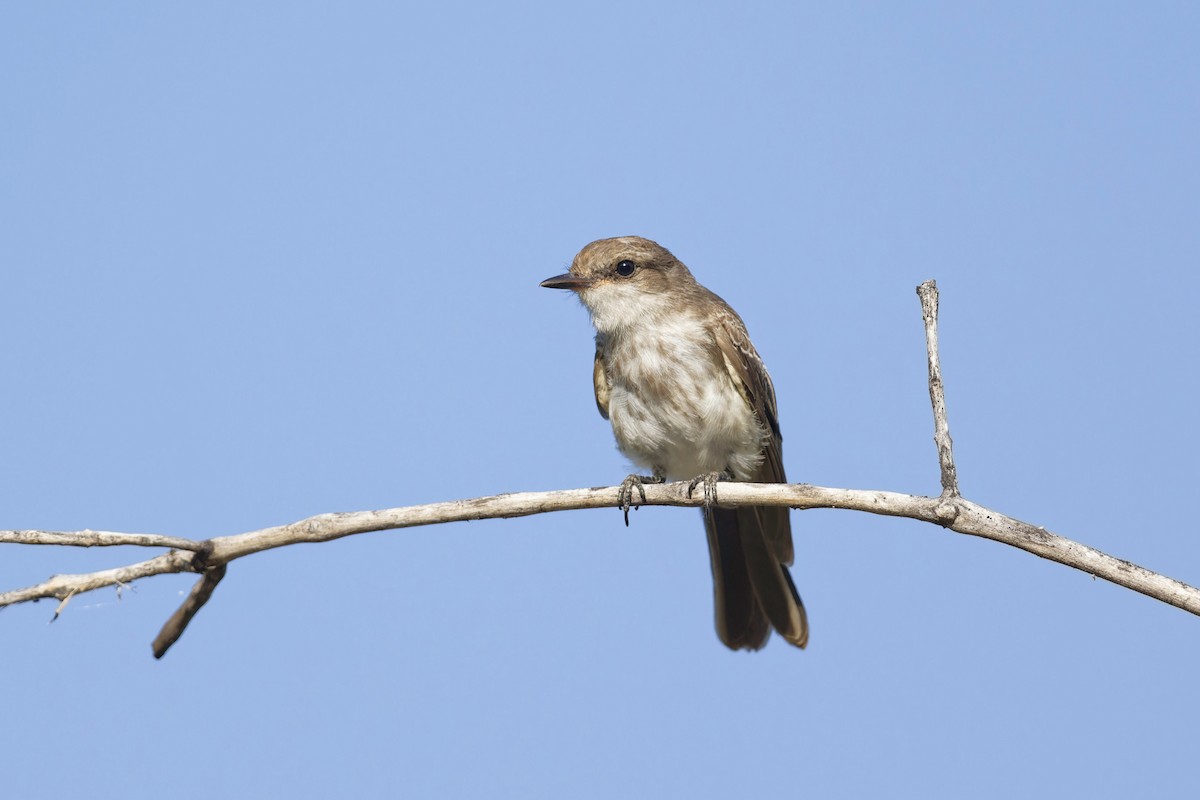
[3,3,1197,798]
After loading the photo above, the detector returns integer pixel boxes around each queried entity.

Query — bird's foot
[686,471,731,508]
[618,473,665,527]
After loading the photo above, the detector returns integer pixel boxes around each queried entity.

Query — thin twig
[0,550,195,607]
[51,591,75,622]
[152,564,227,659]
[917,279,960,497]
[0,529,205,551]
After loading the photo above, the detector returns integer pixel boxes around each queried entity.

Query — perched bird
[541,236,807,650]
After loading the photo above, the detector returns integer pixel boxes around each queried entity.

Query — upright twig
[917,280,960,497]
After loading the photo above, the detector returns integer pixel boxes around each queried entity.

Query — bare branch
[3,483,1198,623]
[3,279,1194,655]
[917,279,960,497]
[0,529,206,550]
[0,550,195,607]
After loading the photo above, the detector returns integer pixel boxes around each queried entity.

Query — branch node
[189,540,215,573]
[934,500,960,524]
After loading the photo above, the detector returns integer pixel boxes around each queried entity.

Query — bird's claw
[618,473,663,526]
[686,471,729,508]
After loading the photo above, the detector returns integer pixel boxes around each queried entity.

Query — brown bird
[541,236,807,650]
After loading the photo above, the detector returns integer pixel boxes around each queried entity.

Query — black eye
[615,260,636,277]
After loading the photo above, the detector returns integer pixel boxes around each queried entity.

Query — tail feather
[739,506,808,648]
[703,506,808,650]
[704,507,771,650]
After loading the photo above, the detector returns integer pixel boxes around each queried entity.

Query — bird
[540,236,808,650]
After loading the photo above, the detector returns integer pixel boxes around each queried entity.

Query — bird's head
[540,236,694,333]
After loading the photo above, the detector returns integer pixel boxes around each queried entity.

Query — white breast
[602,313,766,481]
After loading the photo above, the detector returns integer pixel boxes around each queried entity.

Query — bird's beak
[540,272,593,291]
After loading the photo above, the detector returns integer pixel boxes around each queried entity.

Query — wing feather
[710,300,794,565]
[592,337,611,420]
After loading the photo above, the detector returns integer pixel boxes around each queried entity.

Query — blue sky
[2,3,1197,797]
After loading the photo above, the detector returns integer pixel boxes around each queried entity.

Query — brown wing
[708,297,807,648]
[710,300,793,565]
[592,336,611,420]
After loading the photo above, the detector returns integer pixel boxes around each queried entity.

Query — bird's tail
[703,505,808,650]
